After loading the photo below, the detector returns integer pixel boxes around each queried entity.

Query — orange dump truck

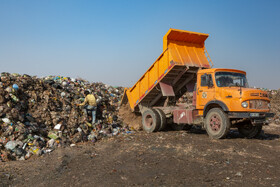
[121,28,274,139]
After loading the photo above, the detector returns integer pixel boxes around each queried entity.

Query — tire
[154,108,167,131]
[238,122,262,138]
[205,108,230,139]
[142,109,161,133]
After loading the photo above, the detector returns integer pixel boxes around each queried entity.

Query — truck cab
[196,68,273,138]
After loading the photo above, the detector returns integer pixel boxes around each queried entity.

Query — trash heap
[269,89,280,124]
[177,92,193,106]
[0,73,130,162]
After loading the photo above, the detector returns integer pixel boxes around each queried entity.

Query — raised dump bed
[120,28,274,139]
[122,28,212,112]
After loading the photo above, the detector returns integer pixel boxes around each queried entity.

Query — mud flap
[159,82,175,96]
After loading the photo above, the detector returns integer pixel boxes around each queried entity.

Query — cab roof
[198,68,246,75]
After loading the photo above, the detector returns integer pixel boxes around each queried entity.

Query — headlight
[241,101,248,108]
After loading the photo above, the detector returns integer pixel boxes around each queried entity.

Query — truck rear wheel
[205,108,230,139]
[142,109,160,133]
[238,123,262,138]
[154,108,167,131]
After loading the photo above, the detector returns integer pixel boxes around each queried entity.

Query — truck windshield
[215,72,248,88]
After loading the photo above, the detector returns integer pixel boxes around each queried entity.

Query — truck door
[196,74,215,109]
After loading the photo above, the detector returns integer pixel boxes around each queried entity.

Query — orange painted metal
[196,68,270,115]
[125,29,211,111]
[122,28,272,119]
[164,28,210,68]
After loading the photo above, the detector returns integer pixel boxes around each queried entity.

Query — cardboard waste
[0,72,132,162]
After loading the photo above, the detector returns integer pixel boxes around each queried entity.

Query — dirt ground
[118,103,142,130]
[1,124,280,187]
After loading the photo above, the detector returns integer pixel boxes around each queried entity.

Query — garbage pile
[269,89,280,124]
[0,73,130,162]
[177,92,193,106]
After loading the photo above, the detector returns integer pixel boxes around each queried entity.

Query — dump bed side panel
[126,50,172,110]
[126,29,211,111]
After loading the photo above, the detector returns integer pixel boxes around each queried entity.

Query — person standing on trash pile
[78,90,97,124]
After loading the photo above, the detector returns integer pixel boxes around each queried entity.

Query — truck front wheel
[238,122,262,138]
[142,109,160,133]
[205,108,230,139]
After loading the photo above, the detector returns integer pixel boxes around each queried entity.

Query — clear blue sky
[0,0,279,89]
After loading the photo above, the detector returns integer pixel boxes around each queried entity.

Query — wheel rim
[209,114,221,132]
[145,114,153,128]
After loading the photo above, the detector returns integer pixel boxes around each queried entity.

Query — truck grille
[249,100,269,109]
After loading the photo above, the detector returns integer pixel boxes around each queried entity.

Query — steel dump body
[125,29,212,112]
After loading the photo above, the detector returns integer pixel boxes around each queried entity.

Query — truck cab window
[201,74,213,87]
[215,72,248,88]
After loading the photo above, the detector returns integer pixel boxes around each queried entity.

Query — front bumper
[228,112,275,119]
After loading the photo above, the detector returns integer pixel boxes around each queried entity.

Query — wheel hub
[210,114,221,132]
[145,115,153,128]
